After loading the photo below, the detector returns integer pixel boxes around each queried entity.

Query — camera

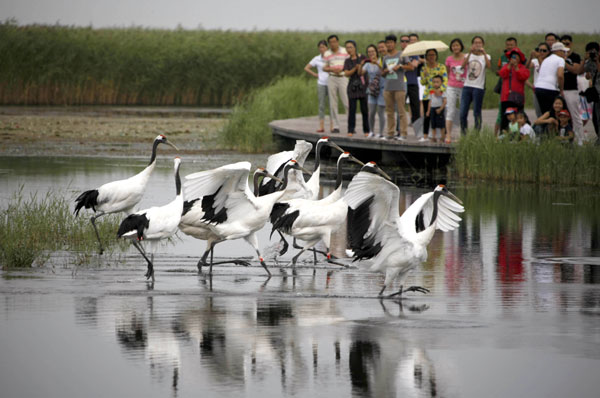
[590,49,598,61]
[534,47,539,52]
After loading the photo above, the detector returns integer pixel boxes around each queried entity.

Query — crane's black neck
[335,157,347,190]
[429,190,443,227]
[149,139,161,165]
[253,172,263,196]
[175,164,181,196]
[279,164,295,191]
[314,141,325,172]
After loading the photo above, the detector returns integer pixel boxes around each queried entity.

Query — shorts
[430,107,445,129]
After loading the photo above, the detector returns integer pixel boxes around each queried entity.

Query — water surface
[1,156,599,398]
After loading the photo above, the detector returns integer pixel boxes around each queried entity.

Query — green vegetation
[0,189,126,268]
[1,21,597,107]
[453,129,600,186]
[221,76,317,152]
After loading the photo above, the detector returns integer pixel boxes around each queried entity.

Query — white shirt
[531,58,540,84]
[536,54,565,91]
[520,123,535,138]
[464,53,491,89]
[309,55,329,86]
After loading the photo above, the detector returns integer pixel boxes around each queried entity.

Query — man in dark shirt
[561,35,583,145]
[401,34,421,137]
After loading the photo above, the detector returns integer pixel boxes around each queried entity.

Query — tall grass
[1,21,597,107]
[453,129,600,186]
[0,189,125,268]
[221,75,318,152]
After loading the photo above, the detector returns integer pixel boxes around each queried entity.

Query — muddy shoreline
[0,106,233,157]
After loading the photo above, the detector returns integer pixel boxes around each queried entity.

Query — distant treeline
[0,21,596,107]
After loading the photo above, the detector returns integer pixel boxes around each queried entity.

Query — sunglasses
[539,49,549,53]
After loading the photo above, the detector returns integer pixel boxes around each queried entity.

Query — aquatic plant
[0,188,126,268]
[0,21,595,108]
[220,76,319,152]
[453,129,600,186]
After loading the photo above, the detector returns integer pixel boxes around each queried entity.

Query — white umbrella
[401,40,449,57]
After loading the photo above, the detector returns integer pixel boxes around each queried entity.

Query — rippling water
[1,156,599,398]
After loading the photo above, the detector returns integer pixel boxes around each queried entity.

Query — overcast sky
[2,0,599,33]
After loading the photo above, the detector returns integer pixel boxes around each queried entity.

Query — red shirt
[498,63,530,102]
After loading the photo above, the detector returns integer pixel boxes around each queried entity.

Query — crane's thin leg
[293,238,327,258]
[325,249,348,268]
[196,247,211,274]
[132,240,154,281]
[378,284,387,297]
[386,285,403,299]
[256,250,271,277]
[278,231,289,256]
[90,212,106,255]
[405,286,430,294]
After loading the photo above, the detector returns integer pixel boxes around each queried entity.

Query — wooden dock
[269,110,524,165]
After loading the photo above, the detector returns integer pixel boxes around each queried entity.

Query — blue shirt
[405,56,420,85]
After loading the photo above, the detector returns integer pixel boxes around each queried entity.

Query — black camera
[590,50,598,61]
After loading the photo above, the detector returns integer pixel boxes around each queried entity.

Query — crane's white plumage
[181,160,308,275]
[117,157,183,281]
[270,152,363,266]
[345,163,464,297]
[74,134,177,254]
[260,140,313,200]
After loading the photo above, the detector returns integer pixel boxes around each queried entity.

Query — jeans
[317,84,328,120]
[348,96,369,133]
[406,84,420,123]
[460,86,485,134]
[368,101,385,134]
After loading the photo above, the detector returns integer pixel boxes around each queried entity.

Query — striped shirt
[324,48,349,77]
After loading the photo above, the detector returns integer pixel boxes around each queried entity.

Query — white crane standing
[178,166,282,271]
[117,157,184,281]
[345,162,464,298]
[269,152,364,268]
[180,159,311,276]
[74,134,178,254]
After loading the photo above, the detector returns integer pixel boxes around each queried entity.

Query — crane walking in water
[117,157,184,281]
[74,134,178,254]
[181,159,311,276]
[345,162,464,298]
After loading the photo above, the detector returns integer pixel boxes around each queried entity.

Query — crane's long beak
[166,141,179,151]
[264,171,283,184]
[376,167,392,181]
[328,141,345,153]
[297,164,313,176]
[349,155,365,167]
[443,190,463,205]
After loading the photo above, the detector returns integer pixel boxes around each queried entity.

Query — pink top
[445,55,467,88]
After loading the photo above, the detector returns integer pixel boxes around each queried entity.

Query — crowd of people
[304,33,600,145]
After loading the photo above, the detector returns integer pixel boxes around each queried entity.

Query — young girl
[534,96,567,138]
[516,112,535,141]
[556,109,574,144]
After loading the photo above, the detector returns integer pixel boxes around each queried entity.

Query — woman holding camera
[343,40,369,136]
[498,47,529,132]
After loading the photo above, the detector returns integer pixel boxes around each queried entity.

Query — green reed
[0,188,126,268]
[453,129,600,186]
[220,75,318,152]
[1,21,596,107]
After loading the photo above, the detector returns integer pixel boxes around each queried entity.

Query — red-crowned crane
[269,152,364,268]
[74,134,178,254]
[180,159,311,276]
[345,162,464,298]
[117,157,184,281]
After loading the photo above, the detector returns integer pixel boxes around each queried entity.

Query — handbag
[507,70,524,106]
[493,77,502,94]
[581,71,599,103]
[368,74,381,97]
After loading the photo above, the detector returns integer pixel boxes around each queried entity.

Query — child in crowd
[516,112,535,141]
[499,107,519,140]
[556,109,574,144]
[425,75,447,143]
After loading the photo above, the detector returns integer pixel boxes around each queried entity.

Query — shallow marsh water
[1,155,600,398]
